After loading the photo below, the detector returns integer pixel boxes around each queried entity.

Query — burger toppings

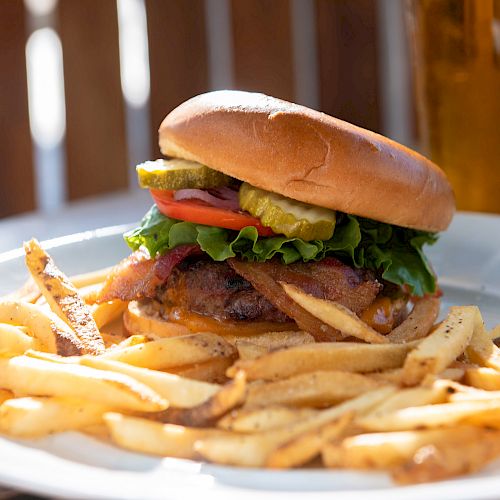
[125,199,437,296]
[173,187,240,210]
[239,182,336,240]
[150,189,274,236]
[137,158,231,190]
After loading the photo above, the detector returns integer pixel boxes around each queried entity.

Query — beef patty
[159,257,382,323]
[160,258,290,323]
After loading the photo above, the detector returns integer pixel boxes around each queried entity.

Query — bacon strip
[228,259,344,342]
[97,245,200,303]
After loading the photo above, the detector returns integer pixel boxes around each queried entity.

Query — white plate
[0,212,500,500]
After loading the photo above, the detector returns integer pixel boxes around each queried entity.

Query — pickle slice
[137,159,232,190]
[239,183,336,241]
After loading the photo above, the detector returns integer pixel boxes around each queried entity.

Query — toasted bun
[159,91,455,232]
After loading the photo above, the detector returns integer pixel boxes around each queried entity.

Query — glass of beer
[405,0,500,212]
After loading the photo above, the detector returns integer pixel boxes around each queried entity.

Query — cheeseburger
[97,91,455,341]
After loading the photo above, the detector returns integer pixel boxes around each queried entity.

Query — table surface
[0,189,152,254]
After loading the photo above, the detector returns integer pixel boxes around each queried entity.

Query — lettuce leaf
[124,206,438,296]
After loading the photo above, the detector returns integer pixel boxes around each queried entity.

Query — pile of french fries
[1,239,500,485]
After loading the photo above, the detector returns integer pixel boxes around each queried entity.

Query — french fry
[392,428,500,484]
[0,397,106,438]
[195,387,395,467]
[99,332,235,370]
[323,426,490,470]
[104,412,229,458]
[233,330,315,349]
[77,283,103,305]
[488,324,500,341]
[0,389,13,404]
[358,399,500,432]
[465,367,500,391]
[235,331,315,360]
[2,278,41,304]
[80,357,219,408]
[0,301,83,356]
[466,316,500,370]
[401,306,477,386]
[228,341,417,381]
[386,297,440,343]
[0,355,166,412]
[367,368,404,385]
[0,323,39,354]
[69,266,113,289]
[169,357,233,384]
[217,406,317,433]
[236,342,268,360]
[123,300,191,339]
[91,300,127,329]
[153,371,246,426]
[24,239,105,355]
[281,283,388,344]
[114,335,148,349]
[245,371,383,408]
[361,382,449,419]
[266,413,352,468]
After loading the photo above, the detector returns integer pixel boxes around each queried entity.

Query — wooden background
[0,0,401,219]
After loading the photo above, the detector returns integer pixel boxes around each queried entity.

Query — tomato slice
[150,189,275,236]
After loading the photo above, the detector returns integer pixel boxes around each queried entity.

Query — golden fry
[281,283,388,344]
[24,239,104,354]
[228,341,417,381]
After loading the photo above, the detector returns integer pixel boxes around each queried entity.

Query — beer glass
[405,0,500,212]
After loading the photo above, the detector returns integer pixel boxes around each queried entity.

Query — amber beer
[406,0,500,212]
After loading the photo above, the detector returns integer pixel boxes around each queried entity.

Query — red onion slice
[174,188,240,210]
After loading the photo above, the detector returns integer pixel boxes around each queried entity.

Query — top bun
[159,91,455,232]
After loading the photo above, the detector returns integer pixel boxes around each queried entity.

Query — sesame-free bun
[159,91,455,232]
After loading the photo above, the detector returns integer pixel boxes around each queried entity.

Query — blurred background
[0,0,499,246]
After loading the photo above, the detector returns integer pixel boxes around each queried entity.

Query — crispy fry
[69,267,113,289]
[0,389,13,404]
[0,355,166,412]
[91,300,127,329]
[0,396,106,438]
[77,283,103,305]
[235,330,315,360]
[323,426,489,470]
[358,398,500,431]
[80,357,219,408]
[386,297,440,343]
[360,382,449,419]
[466,316,500,370]
[488,324,500,341]
[266,413,352,468]
[104,412,229,458]
[170,357,233,384]
[245,371,383,408]
[230,330,314,348]
[24,239,104,354]
[2,277,41,304]
[0,301,84,356]
[228,341,417,381]
[281,283,388,344]
[465,367,500,390]
[151,371,246,427]
[217,406,317,433]
[99,332,235,370]
[195,387,395,467]
[402,306,477,386]
[236,342,268,360]
[392,428,500,484]
[0,323,39,354]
